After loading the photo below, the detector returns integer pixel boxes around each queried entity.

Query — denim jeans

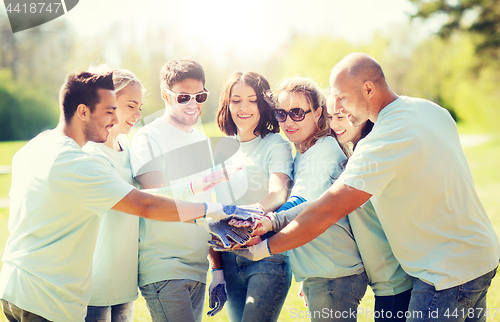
[139,279,205,322]
[85,302,134,322]
[407,267,497,322]
[373,289,412,322]
[1,299,50,322]
[302,271,368,322]
[221,252,292,322]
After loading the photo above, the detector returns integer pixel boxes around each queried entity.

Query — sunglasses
[275,108,312,122]
[165,88,210,104]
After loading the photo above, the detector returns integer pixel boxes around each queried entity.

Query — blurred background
[1,0,500,321]
[1,0,500,140]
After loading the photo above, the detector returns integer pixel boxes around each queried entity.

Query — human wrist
[210,268,225,288]
[248,239,272,261]
[205,203,225,220]
[262,215,273,233]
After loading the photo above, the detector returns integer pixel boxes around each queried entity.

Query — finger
[243,236,262,246]
[229,219,251,227]
[207,299,220,316]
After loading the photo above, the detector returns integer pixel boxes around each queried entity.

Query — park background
[1,0,500,321]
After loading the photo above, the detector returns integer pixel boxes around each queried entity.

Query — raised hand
[191,164,242,195]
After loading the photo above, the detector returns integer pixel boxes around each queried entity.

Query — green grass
[1,134,499,322]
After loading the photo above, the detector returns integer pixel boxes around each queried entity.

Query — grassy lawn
[0,133,499,322]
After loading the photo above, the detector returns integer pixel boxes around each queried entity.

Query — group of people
[0,53,498,322]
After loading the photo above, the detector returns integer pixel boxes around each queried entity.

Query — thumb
[298,285,307,307]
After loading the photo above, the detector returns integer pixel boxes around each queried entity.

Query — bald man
[231,53,500,321]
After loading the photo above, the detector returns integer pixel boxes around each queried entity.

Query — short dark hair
[59,71,114,123]
[217,72,279,138]
[159,58,205,91]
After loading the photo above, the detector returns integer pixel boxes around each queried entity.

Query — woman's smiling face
[229,82,260,139]
[277,91,318,146]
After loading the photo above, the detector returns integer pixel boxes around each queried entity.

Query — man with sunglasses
[130,58,215,322]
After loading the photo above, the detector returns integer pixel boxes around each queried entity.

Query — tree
[410,0,500,61]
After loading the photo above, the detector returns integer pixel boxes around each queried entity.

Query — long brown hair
[217,72,279,138]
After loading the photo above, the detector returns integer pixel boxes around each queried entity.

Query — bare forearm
[267,183,371,254]
[259,172,291,212]
[113,189,206,222]
[208,246,223,270]
[259,190,288,213]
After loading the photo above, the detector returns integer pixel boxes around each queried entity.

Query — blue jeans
[1,299,49,322]
[407,267,497,322]
[85,302,134,322]
[373,289,412,321]
[139,279,205,322]
[221,252,292,322]
[302,271,369,322]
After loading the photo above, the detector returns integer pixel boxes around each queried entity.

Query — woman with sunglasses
[329,107,414,322]
[214,71,293,322]
[274,76,367,321]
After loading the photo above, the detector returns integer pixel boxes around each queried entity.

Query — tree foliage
[272,31,500,132]
[410,0,500,60]
[0,70,59,141]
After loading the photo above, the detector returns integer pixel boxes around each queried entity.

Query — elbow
[137,192,156,219]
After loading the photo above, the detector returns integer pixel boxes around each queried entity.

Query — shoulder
[263,132,286,143]
[262,133,291,149]
[117,134,130,152]
[130,119,166,151]
[191,128,209,140]
[263,133,292,155]
[306,136,345,160]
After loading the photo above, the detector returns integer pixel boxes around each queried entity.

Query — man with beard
[234,53,500,322]
[0,71,218,322]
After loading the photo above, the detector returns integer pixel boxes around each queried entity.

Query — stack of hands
[193,166,280,316]
[196,203,276,261]
[195,203,277,317]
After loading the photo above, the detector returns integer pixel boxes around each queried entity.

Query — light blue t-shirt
[348,201,414,296]
[288,136,365,282]
[215,133,293,206]
[339,96,500,290]
[83,135,140,306]
[0,131,134,322]
[130,117,212,286]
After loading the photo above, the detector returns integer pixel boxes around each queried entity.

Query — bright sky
[62,0,423,62]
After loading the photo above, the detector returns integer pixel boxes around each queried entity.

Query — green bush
[0,69,58,141]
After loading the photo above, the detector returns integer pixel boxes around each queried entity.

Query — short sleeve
[290,137,345,200]
[267,135,293,178]
[129,129,164,177]
[338,135,396,197]
[69,158,134,216]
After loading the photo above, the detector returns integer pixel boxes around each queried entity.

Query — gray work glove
[204,203,264,221]
[211,239,272,261]
[207,269,227,317]
[197,217,253,248]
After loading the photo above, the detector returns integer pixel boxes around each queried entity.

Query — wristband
[203,202,208,218]
[266,239,273,256]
